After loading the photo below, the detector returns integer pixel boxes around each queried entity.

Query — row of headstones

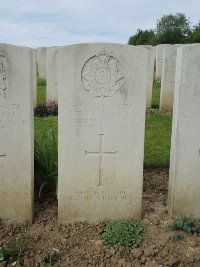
[37,44,196,112]
[156,44,187,111]
[36,45,155,108]
[0,43,200,224]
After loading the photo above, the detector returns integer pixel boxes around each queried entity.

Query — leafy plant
[43,249,59,266]
[168,214,200,234]
[34,128,58,197]
[0,234,28,263]
[34,103,49,117]
[128,29,157,45]
[102,220,143,248]
[172,232,183,241]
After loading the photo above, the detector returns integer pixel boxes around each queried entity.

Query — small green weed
[0,249,4,261]
[0,234,28,263]
[34,128,58,198]
[172,232,183,241]
[168,214,200,236]
[43,249,58,265]
[102,220,143,248]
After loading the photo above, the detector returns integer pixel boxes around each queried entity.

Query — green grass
[35,116,58,141]
[37,78,46,105]
[151,81,161,108]
[144,113,172,167]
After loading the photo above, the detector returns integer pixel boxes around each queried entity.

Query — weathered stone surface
[0,44,34,223]
[33,49,37,107]
[160,45,182,111]
[155,44,171,80]
[57,43,148,223]
[139,45,155,107]
[46,46,61,103]
[36,47,46,79]
[168,44,200,218]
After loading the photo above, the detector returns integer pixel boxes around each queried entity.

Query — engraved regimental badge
[0,48,7,99]
[81,49,124,97]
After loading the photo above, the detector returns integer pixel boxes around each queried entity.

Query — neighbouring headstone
[160,45,182,111]
[168,44,200,218]
[138,45,155,107]
[57,43,148,223]
[37,47,46,79]
[46,46,61,103]
[155,44,171,80]
[0,44,34,223]
[33,49,37,107]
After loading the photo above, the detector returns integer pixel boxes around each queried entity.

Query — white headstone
[160,45,182,111]
[0,44,34,223]
[138,45,155,107]
[57,43,148,223]
[168,44,200,218]
[33,49,37,107]
[155,44,171,80]
[46,46,60,103]
[37,47,46,79]
[139,45,155,108]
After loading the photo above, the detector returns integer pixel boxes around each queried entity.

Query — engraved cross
[85,134,118,186]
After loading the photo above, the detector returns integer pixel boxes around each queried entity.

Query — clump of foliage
[34,128,58,198]
[156,12,191,44]
[0,235,28,264]
[46,99,58,114]
[102,220,143,248]
[128,12,200,45]
[189,22,200,43]
[34,100,58,117]
[34,103,49,117]
[172,232,183,241]
[34,99,58,117]
[168,214,200,235]
[128,29,157,45]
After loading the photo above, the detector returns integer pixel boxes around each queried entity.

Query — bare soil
[1,168,200,267]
